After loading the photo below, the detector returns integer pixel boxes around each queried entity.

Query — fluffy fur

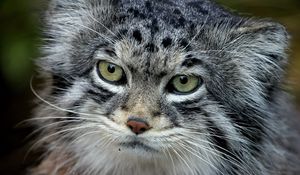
[30,0,300,174]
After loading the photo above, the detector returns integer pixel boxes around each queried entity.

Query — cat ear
[227,19,289,103]
[209,19,289,105]
[237,19,288,51]
[206,20,289,111]
[46,0,119,32]
[47,0,119,20]
[233,19,289,69]
[40,0,119,73]
[229,19,289,81]
[48,0,119,10]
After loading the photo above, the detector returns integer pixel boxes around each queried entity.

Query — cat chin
[117,144,158,156]
[108,140,163,159]
[73,148,215,175]
[70,139,217,175]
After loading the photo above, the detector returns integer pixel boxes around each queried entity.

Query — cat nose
[126,118,150,135]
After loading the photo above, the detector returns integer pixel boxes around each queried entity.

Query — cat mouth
[119,140,157,152]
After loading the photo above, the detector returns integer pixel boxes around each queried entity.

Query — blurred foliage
[0,0,41,90]
[0,0,299,104]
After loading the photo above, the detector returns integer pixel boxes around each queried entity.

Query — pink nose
[126,119,150,135]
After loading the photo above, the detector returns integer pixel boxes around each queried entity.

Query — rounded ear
[233,19,290,102]
[48,0,119,11]
[227,19,290,82]
[234,19,289,67]
[39,0,119,74]
[205,19,290,111]
[46,0,119,22]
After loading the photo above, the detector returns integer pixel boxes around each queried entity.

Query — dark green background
[0,0,299,174]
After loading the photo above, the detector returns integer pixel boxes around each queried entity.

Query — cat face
[36,0,289,174]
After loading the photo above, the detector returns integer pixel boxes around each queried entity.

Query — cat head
[36,0,289,174]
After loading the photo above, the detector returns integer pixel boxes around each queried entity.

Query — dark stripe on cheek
[67,111,80,120]
[205,117,241,174]
[66,98,87,120]
[206,91,264,154]
[205,118,230,154]
[77,65,95,78]
[228,112,263,153]
[53,98,86,125]
[160,103,180,127]
[172,100,239,167]
[173,105,202,116]
[172,102,203,116]
[87,87,115,105]
[51,74,73,95]
[171,100,207,122]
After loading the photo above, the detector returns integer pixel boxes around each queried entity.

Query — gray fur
[30,0,300,175]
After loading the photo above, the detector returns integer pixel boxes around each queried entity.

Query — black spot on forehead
[167,14,186,28]
[118,14,128,23]
[188,23,196,34]
[162,37,172,48]
[116,0,234,46]
[169,18,177,27]
[179,38,191,51]
[128,7,146,19]
[173,9,182,15]
[150,18,159,35]
[132,30,143,43]
[127,7,134,13]
[118,0,232,26]
[178,17,186,27]
[145,1,152,12]
[139,13,146,19]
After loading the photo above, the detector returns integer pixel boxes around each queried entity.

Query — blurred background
[0,0,299,174]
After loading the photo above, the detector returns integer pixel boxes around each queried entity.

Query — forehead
[114,0,203,50]
[108,1,205,75]
[88,1,233,76]
[112,37,187,76]
[117,0,230,27]
[105,0,230,73]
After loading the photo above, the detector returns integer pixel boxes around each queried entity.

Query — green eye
[97,61,126,84]
[168,75,201,94]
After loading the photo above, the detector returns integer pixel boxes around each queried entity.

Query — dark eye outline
[166,74,203,95]
[96,60,127,85]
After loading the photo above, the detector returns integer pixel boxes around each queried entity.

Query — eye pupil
[179,76,188,84]
[107,64,116,73]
